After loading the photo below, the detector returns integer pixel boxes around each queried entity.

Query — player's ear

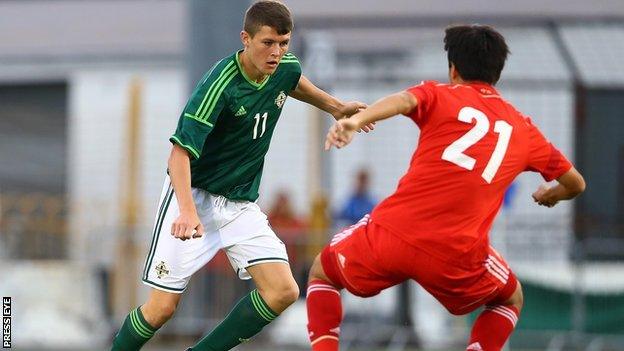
[241,31,250,47]
[449,63,459,82]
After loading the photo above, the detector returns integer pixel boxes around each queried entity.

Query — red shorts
[321,216,517,315]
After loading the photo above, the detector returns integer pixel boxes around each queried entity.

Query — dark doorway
[0,82,68,259]
[577,88,624,259]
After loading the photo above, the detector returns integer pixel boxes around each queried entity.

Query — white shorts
[141,176,289,293]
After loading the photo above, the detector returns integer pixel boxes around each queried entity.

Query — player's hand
[171,211,205,241]
[333,101,375,133]
[334,101,366,118]
[325,118,359,150]
[532,184,559,208]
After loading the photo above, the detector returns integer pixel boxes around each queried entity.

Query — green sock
[111,306,158,351]
[190,289,278,351]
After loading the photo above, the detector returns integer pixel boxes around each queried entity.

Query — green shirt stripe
[197,65,237,119]
[183,113,214,127]
[199,68,239,120]
[194,61,235,116]
[170,135,201,159]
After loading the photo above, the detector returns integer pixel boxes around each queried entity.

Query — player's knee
[508,281,524,311]
[307,254,324,282]
[155,301,178,323]
[144,300,178,326]
[277,282,300,307]
[266,281,299,310]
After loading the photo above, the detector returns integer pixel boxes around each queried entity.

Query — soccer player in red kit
[306,25,586,351]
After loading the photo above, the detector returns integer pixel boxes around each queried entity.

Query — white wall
[68,68,186,262]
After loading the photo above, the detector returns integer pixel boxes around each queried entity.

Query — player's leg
[467,279,523,351]
[462,247,522,351]
[112,179,221,350]
[190,262,298,351]
[248,261,300,312]
[307,253,343,351]
[111,289,182,350]
[189,206,296,351]
[306,216,401,351]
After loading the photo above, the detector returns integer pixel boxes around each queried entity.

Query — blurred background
[1,0,623,350]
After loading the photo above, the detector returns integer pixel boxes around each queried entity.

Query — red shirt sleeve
[404,81,437,126]
[524,117,573,181]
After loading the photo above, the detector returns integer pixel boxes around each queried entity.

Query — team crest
[155,261,169,279]
[275,91,286,108]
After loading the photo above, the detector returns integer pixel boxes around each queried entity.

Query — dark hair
[244,1,293,37]
[444,25,509,85]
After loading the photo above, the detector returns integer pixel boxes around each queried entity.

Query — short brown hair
[444,24,509,85]
[244,1,293,37]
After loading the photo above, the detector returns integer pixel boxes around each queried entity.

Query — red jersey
[370,81,572,264]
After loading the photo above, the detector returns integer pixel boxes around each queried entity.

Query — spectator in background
[336,169,376,225]
[268,190,306,239]
[267,190,308,294]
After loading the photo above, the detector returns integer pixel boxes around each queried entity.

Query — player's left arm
[532,167,586,207]
[525,118,585,208]
[290,75,372,131]
[325,91,418,150]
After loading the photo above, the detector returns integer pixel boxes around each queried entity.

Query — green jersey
[170,51,302,201]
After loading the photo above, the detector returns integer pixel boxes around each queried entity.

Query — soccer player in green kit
[111,1,369,350]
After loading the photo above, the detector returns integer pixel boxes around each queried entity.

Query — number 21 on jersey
[441,106,513,183]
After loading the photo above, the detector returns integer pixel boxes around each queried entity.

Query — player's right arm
[167,60,232,240]
[167,144,204,241]
[325,91,417,150]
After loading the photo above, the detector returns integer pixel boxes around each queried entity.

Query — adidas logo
[235,106,247,116]
[467,342,483,350]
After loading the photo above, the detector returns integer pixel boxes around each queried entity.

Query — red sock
[306,279,342,351]
[467,305,520,351]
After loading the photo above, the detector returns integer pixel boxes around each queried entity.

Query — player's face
[242,26,291,76]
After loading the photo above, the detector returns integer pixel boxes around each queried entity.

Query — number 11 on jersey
[253,112,268,139]
[442,107,513,183]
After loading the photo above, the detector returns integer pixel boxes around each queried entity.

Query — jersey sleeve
[524,118,573,181]
[404,80,437,126]
[169,59,237,159]
[280,52,302,91]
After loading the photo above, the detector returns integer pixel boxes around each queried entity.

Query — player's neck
[238,50,269,84]
[452,77,491,86]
